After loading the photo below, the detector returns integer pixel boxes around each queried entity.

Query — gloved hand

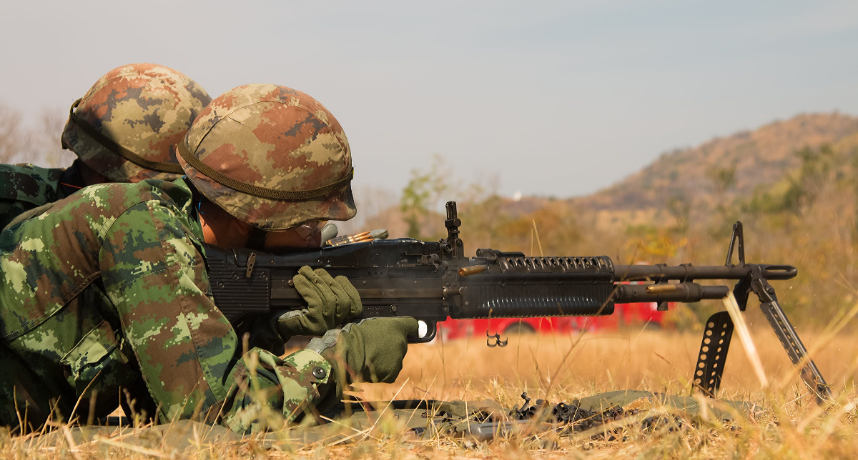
[309,317,418,394]
[275,266,362,339]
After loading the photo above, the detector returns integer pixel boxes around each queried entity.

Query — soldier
[0,63,211,229]
[0,83,417,432]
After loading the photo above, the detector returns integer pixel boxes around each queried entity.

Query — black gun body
[206,238,747,326]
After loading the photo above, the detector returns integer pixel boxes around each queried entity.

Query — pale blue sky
[2,0,857,199]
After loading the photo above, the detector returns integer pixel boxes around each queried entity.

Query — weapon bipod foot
[754,278,833,404]
[692,311,735,397]
[691,281,832,404]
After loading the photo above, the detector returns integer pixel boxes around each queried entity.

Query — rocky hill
[348,112,858,238]
[575,113,858,213]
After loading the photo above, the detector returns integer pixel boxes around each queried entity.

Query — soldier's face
[263,227,323,250]
[199,199,324,250]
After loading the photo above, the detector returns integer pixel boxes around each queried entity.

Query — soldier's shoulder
[0,163,65,205]
[72,178,193,208]
[36,179,195,233]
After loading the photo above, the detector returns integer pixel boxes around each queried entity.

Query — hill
[575,112,858,213]
[349,112,858,237]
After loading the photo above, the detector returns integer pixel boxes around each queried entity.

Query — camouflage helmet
[61,63,212,183]
[177,84,356,231]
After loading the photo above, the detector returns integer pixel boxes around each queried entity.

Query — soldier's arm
[99,199,335,432]
[0,164,64,230]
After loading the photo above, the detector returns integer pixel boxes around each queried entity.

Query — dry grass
[6,326,858,459]
[357,325,858,403]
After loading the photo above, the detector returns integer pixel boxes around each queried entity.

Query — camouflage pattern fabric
[178,83,356,231]
[0,177,334,433]
[61,63,211,183]
[0,162,84,230]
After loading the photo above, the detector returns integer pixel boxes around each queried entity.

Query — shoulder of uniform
[0,163,66,205]
[74,179,196,229]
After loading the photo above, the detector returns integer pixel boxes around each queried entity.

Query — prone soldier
[0,83,416,432]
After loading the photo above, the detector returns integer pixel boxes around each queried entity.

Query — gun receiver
[207,202,831,404]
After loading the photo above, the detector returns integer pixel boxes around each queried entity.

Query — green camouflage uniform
[0,162,85,230]
[0,177,333,432]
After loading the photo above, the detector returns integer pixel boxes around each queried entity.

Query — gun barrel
[614,264,797,281]
[614,283,729,303]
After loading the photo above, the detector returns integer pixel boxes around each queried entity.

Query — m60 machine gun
[208,202,831,403]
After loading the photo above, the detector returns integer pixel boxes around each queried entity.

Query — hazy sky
[2,0,857,199]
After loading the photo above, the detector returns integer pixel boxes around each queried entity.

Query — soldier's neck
[198,200,253,248]
[76,160,112,186]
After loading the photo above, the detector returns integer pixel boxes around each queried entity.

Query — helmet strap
[67,98,184,174]
[246,227,267,251]
[177,141,352,201]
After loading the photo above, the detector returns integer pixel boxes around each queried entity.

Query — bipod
[692,222,832,404]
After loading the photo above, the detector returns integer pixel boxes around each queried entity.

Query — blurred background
[3,0,858,333]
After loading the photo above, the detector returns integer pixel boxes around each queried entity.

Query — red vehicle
[437,299,668,340]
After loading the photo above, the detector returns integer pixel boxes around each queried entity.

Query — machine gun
[207,202,831,403]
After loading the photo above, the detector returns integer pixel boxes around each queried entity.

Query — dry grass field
[5,321,858,459]
[358,324,858,404]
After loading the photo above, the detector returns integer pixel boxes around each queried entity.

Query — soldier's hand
[275,267,362,339]
[309,317,418,387]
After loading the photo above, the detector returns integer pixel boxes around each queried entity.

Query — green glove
[308,317,419,399]
[275,267,363,339]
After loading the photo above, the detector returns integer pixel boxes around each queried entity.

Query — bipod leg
[692,311,735,398]
[752,278,832,404]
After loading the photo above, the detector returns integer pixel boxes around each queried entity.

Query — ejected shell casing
[458,265,488,277]
[646,283,681,294]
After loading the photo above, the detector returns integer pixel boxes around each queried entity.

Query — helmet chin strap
[246,227,267,251]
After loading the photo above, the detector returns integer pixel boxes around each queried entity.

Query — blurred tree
[623,224,688,261]
[666,196,690,234]
[0,103,74,167]
[0,105,28,164]
[708,166,736,195]
[742,144,838,216]
[400,154,451,239]
[706,164,738,230]
[32,108,74,168]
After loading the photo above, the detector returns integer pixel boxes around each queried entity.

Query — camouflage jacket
[0,177,333,433]
[0,162,85,230]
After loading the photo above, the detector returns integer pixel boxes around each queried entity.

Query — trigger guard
[407,321,437,344]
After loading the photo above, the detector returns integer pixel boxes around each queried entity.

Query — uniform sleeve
[0,200,31,231]
[98,200,333,432]
[0,164,63,230]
